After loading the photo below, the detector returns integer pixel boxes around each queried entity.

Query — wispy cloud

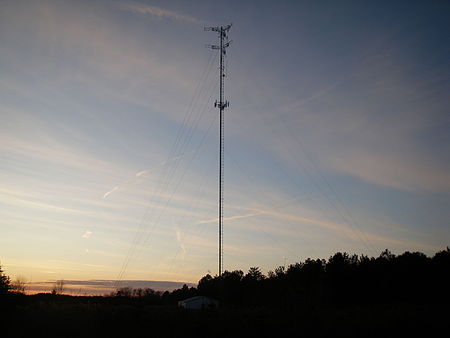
[252,207,440,252]
[283,81,342,113]
[82,230,93,239]
[0,191,86,216]
[135,170,150,177]
[266,86,450,193]
[103,151,196,199]
[119,1,207,25]
[327,148,450,192]
[25,279,194,295]
[198,212,264,225]
[102,167,152,199]
[102,186,120,199]
[175,228,186,260]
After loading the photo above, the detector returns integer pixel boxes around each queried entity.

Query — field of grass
[2,293,449,338]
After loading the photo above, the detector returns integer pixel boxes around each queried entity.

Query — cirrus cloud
[119,1,207,25]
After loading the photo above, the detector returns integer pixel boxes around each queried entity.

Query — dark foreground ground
[2,294,449,338]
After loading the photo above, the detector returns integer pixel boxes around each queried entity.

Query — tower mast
[205,24,231,277]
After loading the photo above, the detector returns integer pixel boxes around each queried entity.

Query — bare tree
[12,276,27,294]
[116,287,132,297]
[52,279,65,295]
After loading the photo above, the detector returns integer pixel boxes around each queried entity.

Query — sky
[1,0,449,292]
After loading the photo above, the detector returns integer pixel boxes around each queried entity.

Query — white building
[178,296,219,310]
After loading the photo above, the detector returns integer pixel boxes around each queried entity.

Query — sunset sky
[1,0,449,290]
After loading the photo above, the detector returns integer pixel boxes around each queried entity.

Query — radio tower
[205,24,231,277]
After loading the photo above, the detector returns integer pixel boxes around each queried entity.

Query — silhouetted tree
[132,288,143,297]
[11,276,27,294]
[433,246,450,265]
[244,267,265,282]
[0,263,11,294]
[431,247,450,302]
[197,274,217,298]
[51,279,65,295]
[220,270,244,305]
[115,287,133,297]
[326,252,358,303]
[165,284,197,305]
[193,248,450,309]
[241,267,265,305]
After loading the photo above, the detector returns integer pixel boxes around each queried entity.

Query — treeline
[108,248,450,308]
[2,248,450,308]
[196,248,450,307]
[2,249,450,337]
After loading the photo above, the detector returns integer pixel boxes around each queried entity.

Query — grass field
[3,293,449,338]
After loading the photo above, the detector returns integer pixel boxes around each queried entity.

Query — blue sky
[1,0,449,287]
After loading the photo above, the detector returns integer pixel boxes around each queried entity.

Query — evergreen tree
[0,263,11,294]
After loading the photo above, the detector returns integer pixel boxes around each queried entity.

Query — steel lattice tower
[205,24,231,277]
